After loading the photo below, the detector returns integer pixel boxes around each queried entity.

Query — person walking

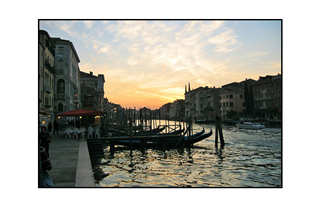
[53,120,59,134]
[39,126,52,157]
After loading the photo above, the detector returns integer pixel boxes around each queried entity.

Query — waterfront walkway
[47,131,95,187]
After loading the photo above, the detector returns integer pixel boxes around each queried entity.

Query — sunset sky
[39,20,281,110]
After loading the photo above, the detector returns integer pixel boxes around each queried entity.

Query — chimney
[90,71,93,75]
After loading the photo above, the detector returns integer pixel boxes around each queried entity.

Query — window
[243,103,245,107]
[240,95,243,99]
[58,58,64,70]
[57,79,65,94]
[223,96,225,99]
[226,102,229,107]
[223,102,225,107]
[45,72,49,84]
[226,95,228,99]
[58,103,63,112]
[230,102,233,107]
[230,94,233,99]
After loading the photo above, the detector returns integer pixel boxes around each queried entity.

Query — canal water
[94,120,281,187]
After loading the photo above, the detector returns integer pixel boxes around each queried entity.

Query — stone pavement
[47,131,95,187]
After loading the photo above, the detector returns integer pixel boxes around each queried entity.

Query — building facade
[159,103,172,120]
[51,38,82,122]
[39,30,56,125]
[169,99,185,121]
[252,74,282,122]
[184,83,217,121]
[219,88,245,121]
[80,71,105,112]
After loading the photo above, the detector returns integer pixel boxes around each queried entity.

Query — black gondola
[112,128,210,148]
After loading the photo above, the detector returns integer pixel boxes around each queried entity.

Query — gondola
[112,127,209,148]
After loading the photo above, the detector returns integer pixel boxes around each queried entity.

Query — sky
[39,20,281,110]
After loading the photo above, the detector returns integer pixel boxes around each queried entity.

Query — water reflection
[95,121,281,187]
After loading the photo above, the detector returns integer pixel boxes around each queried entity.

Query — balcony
[45,85,51,93]
[45,59,56,74]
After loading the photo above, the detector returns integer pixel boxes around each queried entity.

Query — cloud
[246,51,270,57]
[93,43,98,50]
[200,21,224,34]
[113,37,120,42]
[127,57,138,65]
[84,21,93,29]
[100,46,109,53]
[207,30,241,53]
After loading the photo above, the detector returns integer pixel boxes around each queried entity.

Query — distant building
[220,79,256,121]
[184,83,216,121]
[140,107,152,120]
[39,30,56,125]
[51,37,82,118]
[252,74,282,122]
[107,102,123,124]
[80,71,105,112]
[219,88,245,121]
[159,103,172,119]
[169,99,185,121]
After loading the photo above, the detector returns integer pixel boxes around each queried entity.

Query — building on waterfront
[140,107,152,120]
[39,30,56,125]
[219,88,245,121]
[107,102,122,124]
[80,71,105,112]
[51,37,82,124]
[184,83,218,121]
[219,79,257,121]
[159,103,172,120]
[169,99,185,121]
[252,74,282,122]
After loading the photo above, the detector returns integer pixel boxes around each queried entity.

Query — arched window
[58,103,63,112]
[57,79,65,94]
[58,58,64,70]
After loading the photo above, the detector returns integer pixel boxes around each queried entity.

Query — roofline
[51,37,80,63]
[39,30,56,48]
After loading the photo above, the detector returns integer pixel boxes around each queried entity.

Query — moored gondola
[112,127,209,148]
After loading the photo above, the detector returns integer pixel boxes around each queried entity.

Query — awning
[55,109,103,117]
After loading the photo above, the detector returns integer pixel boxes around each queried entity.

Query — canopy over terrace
[56,109,103,117]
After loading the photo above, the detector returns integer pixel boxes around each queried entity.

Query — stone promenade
[46,131,95,187]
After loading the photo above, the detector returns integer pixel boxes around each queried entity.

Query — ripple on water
[96,123,281,187]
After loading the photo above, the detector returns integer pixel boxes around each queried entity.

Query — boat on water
[195,120,214,124]
[237,122,265,129]
[225,120,240,125]
[112,127,209,148]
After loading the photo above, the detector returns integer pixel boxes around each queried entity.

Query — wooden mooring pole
[129,117,133,156]
[213,88,225,147]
